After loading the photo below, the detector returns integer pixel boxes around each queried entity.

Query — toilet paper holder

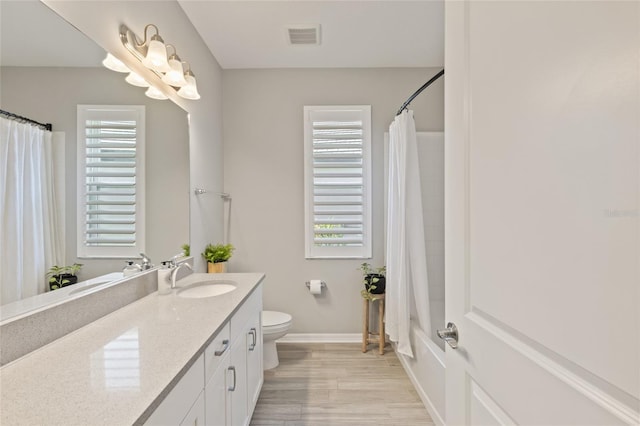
[305,281,326,288]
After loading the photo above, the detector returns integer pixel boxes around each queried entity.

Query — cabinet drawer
[230,286,263,342]
[204,322,231,382]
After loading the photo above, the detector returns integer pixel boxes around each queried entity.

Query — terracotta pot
[207,262,227,273]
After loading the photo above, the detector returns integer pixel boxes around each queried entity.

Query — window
[303,105,372,259]
[77,105,145,258]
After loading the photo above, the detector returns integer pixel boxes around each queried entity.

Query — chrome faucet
[170,262,192,289]
[139,253,153,270]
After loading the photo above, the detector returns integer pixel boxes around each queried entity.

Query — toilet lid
[262,310,292,327]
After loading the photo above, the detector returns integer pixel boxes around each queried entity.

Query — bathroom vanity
[0,272,264,425]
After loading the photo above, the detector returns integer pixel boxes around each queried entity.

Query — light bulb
[141,36,170,73]
[125,72,150,87]
[145,85,168,100]
[177,72,201,100]
[102,53,130,73]
[161,57,188,87]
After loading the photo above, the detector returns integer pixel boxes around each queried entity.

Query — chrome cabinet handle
[248,328,257,351]
[227,366,236,391]
[437,322,459,349]
[214,339,229,356]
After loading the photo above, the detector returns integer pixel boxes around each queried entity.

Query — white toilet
[261,311,292,370]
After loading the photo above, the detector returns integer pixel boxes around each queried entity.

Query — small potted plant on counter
[359,262,386,300]
[47,263,83,291]
[202,243,234,273]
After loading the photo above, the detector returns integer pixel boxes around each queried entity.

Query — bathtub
[394,321,446,425]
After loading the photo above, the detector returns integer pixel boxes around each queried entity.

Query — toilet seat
[262,311,292,334]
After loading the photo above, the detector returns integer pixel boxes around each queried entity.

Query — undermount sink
[177,281,237,299]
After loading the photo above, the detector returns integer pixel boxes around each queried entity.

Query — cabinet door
[245,311,263,417]
[180,391,205,426]
[229,336,248,426]
[205,351,230,426]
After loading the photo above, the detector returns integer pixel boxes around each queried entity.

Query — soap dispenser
[123,261,141,277]
[157,261,172,295]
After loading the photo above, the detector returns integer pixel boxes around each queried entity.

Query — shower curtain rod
[396,69,445,116]
[0,109,52,131]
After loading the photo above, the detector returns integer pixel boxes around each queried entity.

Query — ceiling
[1,1,444,70]
[0,1,104,67]
[178,0,444,69]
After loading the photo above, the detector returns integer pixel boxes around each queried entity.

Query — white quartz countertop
[0,272,265,426]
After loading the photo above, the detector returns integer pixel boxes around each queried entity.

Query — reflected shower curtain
[0,117,62,304]
[386,110,431,358]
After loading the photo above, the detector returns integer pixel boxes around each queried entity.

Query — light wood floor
[250,343,435,426]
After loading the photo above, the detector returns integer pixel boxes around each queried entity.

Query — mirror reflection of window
[77,105,146,259]
[90,328,141,391]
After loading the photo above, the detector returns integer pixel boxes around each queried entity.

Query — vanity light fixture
[177,63,201,100]
[113,23,200,101]
[161,45,188,87]
[125,71,150,87]
[137,24,170,72]
[102,53,130,73]
[145,86,169,100]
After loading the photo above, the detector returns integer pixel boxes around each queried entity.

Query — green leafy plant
[359,262,386,300]
[47,263,83,290]
[182,243,190,257]
[202,243,235,264]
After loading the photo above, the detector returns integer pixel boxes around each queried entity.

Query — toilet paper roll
[309,279,323,295]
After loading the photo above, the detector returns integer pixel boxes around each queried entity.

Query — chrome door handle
[227,366,236,391]
[437,322,459,349]
[214,339,229,356]
[249,328,257,351]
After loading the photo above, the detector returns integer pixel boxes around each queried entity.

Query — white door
[444,1,639,424]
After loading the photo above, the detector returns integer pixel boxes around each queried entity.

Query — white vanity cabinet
[144,354,205,426]
[146,285,263,426]
[204,286,263,426]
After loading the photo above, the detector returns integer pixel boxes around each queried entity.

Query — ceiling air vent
[286,25,321,45]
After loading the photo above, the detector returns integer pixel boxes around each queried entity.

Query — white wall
[43,0,225,273]
[1,66,189,280]
[223,68,444,333]
[417,133,446,349]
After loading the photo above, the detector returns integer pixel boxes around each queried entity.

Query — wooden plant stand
[362,293,385,355]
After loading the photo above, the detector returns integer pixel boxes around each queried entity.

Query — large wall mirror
[0,1,190,314]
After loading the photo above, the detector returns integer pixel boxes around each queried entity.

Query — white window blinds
[304,106,372,259]
[77,106,145,258]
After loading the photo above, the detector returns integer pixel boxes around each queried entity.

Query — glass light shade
[142,37,170,73]
[177,74,201,100]
[145,85,168,100]
[102,53,130,73]
[125,72,150,87]
[161,58,188,87]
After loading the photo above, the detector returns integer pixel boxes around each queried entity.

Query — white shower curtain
[0,117,62,304]
[386,110,431,358]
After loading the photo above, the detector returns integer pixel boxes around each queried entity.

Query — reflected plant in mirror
[0,1,190,317]
[47,263,83,291]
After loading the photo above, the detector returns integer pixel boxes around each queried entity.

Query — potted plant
[202,243,234,273]
[181,243,190,257]
[47,263,83,291]
[359,262,386,300]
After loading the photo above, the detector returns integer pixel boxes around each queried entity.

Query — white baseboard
[277,333,361,343]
